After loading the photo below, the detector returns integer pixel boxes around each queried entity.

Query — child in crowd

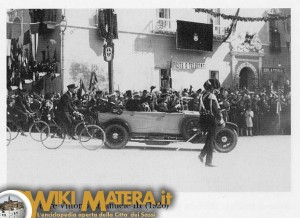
[245,105,254,136]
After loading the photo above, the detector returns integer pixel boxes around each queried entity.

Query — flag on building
[23,30,31,45]
[223,8,240,42]
[77,78,87,99]
[89,71,98,91]
[30,23,39,61]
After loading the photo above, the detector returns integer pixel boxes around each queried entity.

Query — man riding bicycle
[55,84,82,139]
[13,89,35,136]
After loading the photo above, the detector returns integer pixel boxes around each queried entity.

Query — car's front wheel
[214,127,238,153]
[104,124,129,149]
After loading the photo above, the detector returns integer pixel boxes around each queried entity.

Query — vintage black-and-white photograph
[6,7,291,190]
[3,3,297,217]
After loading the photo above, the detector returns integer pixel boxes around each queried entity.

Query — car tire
[214,127,238,153]
[105,124,129,149]
[181,117,202,143]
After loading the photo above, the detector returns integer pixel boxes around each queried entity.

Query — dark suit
[126,99,141,111]
[56,91,76,135]
[15,94,33,114]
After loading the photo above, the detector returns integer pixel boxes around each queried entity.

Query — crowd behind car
[7,84,291,136]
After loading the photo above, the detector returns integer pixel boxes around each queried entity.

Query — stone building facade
[7,8,291,94]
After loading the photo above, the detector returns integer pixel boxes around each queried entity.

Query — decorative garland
[195,9,291,22]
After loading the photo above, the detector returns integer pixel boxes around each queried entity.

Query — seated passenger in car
[140,90,151,112]
[157,94,169,112]
[126,92,141,111]
[188,93,200,111]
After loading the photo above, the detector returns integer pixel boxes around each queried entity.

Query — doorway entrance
[239,67,255,90]
[160,69,172,90]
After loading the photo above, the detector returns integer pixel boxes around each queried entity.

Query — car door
[157,112,182,134]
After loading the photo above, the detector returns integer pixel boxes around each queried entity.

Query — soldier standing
[198,79,225,167]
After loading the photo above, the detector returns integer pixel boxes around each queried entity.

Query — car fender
[225,122,238,133]
[103,118,132,134]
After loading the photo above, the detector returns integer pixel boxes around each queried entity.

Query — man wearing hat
[198,79,225,167]
[14,89,34,135]
[126,92,141,111]
[56,84,79,138]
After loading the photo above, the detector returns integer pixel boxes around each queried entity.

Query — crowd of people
[6,83,291,137]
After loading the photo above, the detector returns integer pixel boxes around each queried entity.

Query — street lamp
[59,15,67,33]
[60,14,67,94]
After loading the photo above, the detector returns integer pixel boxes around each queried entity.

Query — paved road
[7,135,290,192]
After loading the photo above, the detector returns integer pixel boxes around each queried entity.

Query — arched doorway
[239,67,255,90]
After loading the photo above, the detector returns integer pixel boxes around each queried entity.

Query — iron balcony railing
[151,18,228,40]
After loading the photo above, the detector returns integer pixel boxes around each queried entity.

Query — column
[231,55,236,88]
[258,57,262,88]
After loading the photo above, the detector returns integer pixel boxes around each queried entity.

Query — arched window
[12,17,21,39]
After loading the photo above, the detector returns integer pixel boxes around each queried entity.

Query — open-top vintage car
[97,110,238,152]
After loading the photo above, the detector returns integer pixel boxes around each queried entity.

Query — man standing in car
[198,79,225,167]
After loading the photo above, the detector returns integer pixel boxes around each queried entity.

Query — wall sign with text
[262,67,284,74]
[172,61,206,70]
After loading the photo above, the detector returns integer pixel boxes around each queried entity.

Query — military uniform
[199,90,224,167]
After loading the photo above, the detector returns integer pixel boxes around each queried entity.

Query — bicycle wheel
[7,122,20,140]
[79,125,106,150]
[40,124,65,149]
[74,121,85,138]
[7,126,11,146]
[29,120,49,141]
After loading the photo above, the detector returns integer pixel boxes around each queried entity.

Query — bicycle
[40,112,106,150]
[6,112,49,142]
[7,126,11,146]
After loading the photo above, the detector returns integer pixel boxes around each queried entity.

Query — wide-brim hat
[133,92,140,97]
[67,84,78,89]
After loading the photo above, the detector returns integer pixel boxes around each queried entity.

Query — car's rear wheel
[105,124,129,149]
[181,117,202,143]
[214,127,238,153]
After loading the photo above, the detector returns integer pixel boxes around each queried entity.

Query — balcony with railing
[151,18,228,40]
[151,18,176,35]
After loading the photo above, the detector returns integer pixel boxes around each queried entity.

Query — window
[269,15,281,53]
[156,9,171,30]
[158,9,170,19]
[160,69,172,90]
[270,30,281,53]
[12,17,21,39]
[210,70,219,80]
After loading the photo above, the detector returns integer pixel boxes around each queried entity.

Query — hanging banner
[103,42,114,62]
